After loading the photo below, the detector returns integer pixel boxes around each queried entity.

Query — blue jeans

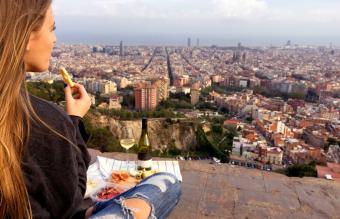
[89,172,182,219]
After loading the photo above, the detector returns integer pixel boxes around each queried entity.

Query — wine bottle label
[138,152,152,169]
[138,152,152,160]
[137,159,153,170]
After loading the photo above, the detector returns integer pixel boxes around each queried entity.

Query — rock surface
[88,115,197,151]
[84,149,340,219]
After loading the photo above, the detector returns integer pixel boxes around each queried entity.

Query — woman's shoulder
[29,94,73,128]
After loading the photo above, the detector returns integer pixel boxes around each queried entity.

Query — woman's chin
[27,65,49,73]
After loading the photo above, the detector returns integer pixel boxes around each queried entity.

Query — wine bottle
[137,118,152,171]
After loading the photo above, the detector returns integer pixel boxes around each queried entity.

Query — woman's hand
[64,82,91,118]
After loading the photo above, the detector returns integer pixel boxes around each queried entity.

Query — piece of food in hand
[59,67,74,88]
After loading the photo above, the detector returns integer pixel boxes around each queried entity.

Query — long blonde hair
[0,1,79,218]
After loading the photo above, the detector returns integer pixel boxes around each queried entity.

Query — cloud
[301,9,340,22]
[53,0,168,18]
[53,0,270,20]
[53,0,340,22]
[211,0,268,19]
[52,0,340,36]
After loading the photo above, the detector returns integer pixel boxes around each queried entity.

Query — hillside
[86,113,198,151]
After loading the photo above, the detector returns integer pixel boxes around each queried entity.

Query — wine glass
[44,57,58,84]
[120,127,136,153]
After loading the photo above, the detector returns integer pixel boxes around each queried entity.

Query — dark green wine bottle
[137,118,152,171]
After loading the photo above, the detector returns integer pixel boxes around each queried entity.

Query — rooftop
[83,149,340,218]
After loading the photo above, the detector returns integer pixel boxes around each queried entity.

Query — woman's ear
[26,36,32,52]
[26,32,38,52]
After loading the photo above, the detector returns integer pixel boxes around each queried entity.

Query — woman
[0,1,181,219]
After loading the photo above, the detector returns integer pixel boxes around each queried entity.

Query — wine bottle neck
[142,118,148,130]
[141,129,148,135]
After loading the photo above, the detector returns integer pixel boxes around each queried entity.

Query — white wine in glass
[120,127,135,152]
[120,138,135,151]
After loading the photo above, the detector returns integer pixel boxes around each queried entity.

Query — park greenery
[82,115,132,153]
[27,81,65,103]
[195,117,238,163]
[253,86,306,100]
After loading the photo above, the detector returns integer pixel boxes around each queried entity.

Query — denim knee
[91,172,182,219]
[144,172,180,184]
[138,172,180,190]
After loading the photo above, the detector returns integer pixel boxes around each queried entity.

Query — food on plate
[59,67,74,87]
[129,169,138,177]
[111,171,130,183]
[112,169,160,182]
[141,170,159,179]
[96,186,122,200]
[86,179,97,189]
[134,169,159,180]
[141,171,153,179]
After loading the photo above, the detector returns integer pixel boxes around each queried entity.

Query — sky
[52,0,340,46]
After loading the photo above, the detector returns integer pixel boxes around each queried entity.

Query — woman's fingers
[64,82,91,118]
[73,93,81,99]
[64,84,73,102]
[71,83,87,98]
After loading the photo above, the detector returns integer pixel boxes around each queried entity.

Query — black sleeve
[69,115,92,218]
[28,195,51,219]
[71,208,87,219]
[69,115,91,143]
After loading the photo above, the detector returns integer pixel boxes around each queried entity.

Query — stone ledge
[84,149,340,218]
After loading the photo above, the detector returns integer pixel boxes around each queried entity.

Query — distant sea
[56,33,340,48]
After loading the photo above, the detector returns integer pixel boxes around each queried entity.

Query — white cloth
[85,156,183,199]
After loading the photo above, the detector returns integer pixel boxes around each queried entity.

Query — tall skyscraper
[152,78,169,103]
[187,38,191,47]
[238,42,242,49]
[196,38,200,47]
[119,40,124,56]
[134,82,157,111]
[242,52,247,64]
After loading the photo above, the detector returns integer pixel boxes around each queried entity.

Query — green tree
[87,126,123,152]
[212,124,223,134]
[27,81,65,103]
[325,137,340,152]
[219,107,229,114]
[196,126,228,162]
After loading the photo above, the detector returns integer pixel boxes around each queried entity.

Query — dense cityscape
[26,41,340,180]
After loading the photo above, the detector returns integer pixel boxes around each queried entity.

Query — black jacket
[22,95,91,219]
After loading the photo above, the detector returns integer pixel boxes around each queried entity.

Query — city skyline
[53,0,340,46]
